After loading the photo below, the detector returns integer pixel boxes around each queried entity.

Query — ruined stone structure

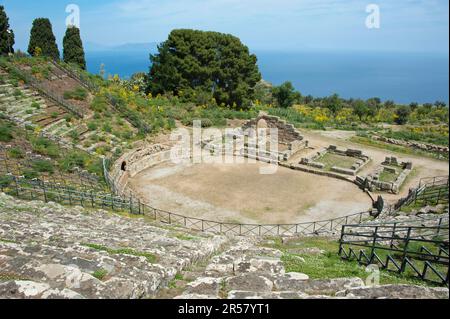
[109,143,173,196]
[358,157,413,194]
[300,145,371,177]
[240,113,309,162]
[372,135,449,156]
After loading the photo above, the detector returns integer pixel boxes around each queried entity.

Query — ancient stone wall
[110,144,173,196]
[300,146,371,176]
[242,114,305,144]
[241,113,308,161]
[372,135,449,156]
[359,157,413,194]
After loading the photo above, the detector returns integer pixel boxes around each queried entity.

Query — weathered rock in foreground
[0,194,448,299]
[0,193,227,299]
[174,237,449,300]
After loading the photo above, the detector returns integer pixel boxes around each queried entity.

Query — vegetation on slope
[262,236,438,287]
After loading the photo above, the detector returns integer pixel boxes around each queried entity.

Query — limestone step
[0,193,229,299]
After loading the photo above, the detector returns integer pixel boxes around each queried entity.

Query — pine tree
[147,29,261,108]
[27,18,59,60]
[63,26,86,70]
[0,5,15,55]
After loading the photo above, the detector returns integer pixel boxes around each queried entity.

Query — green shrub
[69,130,80,141]
[26,109,33,115]
[90,96,108,113]
[8,147,25,159]
[102,123,112,133]
[87,122,98,131]
[58,151,88,172]
[121,131,133,140]
[63,87,88,101]
[0,123,14,142]
[13,89,23,98]
[31,102,41,109]
[0,176,14,188]
[64,114,73,123]
[30,137,59,158]
[51,112,58,119]
[22,169,39,179]
[92,269,108,281]
[86,158,103,176]
[31,159,55,174]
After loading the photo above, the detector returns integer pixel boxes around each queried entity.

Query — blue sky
[2,0,449,53]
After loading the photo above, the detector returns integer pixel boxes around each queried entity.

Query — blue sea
[86,50,449,105]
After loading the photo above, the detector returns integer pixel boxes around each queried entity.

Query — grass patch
[174,273,184,281]
[63,87,88,101]
[7,147,25,159]
[30,137,59,158]
[0,121,15,142]
[350,136,448,161]
[81,243,157,263]
[92,268,108,281]
[31,159,54,174]
[378,168,399,183]
[317,153,356,170]
[0,272,28,282]
[262,236,435,287]
[172,233,197,241]
[0,238,17,243]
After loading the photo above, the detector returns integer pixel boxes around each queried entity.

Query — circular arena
[127,161,372,225]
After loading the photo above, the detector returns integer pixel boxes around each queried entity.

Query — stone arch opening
[121,161,127,171]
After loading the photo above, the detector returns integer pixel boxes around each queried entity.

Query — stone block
[346,149,363,157]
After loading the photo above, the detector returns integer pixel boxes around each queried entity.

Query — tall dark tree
[272,81,301,108]
[324,93,342,114]
[63,26,86,69]
[434,101,447,108]
[27,18,59,59]
[353,99,369,120]
[395,106,411,125]
[147,29,261,108]
[0,5,14,55]
[409,102,419,111]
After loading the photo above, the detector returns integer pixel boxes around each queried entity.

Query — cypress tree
[27,18,59,60]
[0,5,15,55]
[63,26,86,70]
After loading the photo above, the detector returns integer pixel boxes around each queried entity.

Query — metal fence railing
[1,176,138,213]
[339,223,449,286]
[0,144,102,191]
[392,176,449,211]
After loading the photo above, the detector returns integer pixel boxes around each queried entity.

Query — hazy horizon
[2,0,449,54]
